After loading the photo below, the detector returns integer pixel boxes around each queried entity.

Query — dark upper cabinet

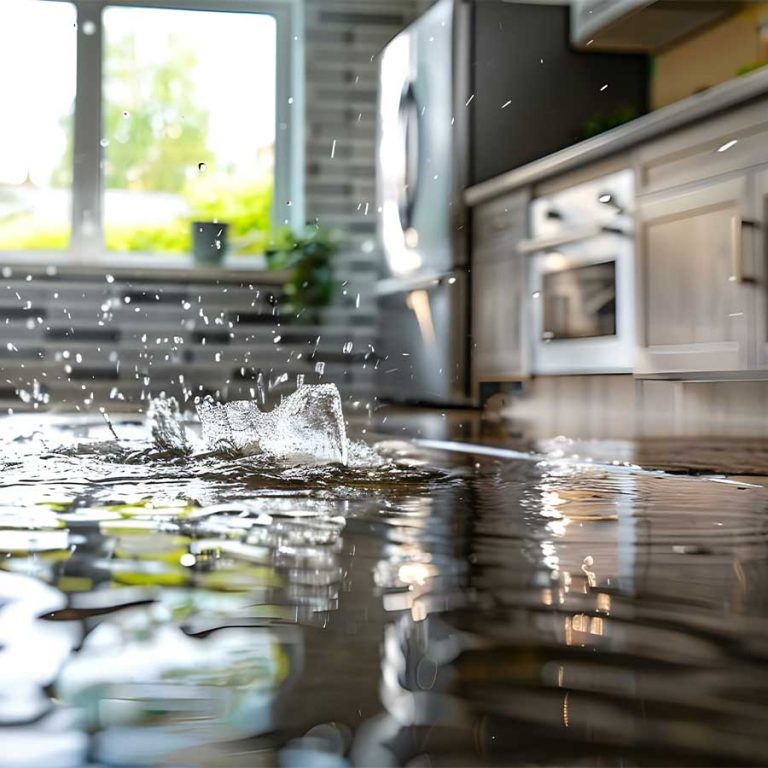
[470,2,648,186]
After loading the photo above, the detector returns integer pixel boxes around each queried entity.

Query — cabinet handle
[728,213,753,283]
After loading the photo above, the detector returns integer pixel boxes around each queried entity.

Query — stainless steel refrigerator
[375,0,471,406]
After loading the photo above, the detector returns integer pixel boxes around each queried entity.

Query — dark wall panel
[471,2,648,185]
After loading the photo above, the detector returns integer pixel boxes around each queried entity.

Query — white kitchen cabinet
[635,173,757,375]
[471,191,528,392]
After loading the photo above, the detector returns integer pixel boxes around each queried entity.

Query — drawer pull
[729,215,757,284]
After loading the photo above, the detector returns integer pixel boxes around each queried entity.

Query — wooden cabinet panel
[636,174,754,374]
[754,168,768,369]
[645,205,742,346]
[635,99,768,195]
[473,253,526,378]
[473,192,528,247]
[471,191,528,387]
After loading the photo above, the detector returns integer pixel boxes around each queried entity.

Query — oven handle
[517,225,630,255]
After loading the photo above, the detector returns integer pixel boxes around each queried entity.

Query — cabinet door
[473,250,526,379]
[635,174,755,375]
[754,168,768,370]
[471,192,528,388]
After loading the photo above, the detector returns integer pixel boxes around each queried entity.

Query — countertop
[465,66,768,207]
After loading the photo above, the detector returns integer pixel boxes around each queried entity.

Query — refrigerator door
[377,0,468,278]
[376,272,468,405]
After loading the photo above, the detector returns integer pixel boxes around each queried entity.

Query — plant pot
[191,221,228,265]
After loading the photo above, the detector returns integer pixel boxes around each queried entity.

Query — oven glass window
[542,261,616,340]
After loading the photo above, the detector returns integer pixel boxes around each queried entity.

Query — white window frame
[12,0,305,264]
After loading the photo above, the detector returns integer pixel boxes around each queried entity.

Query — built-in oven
[519,170,635,375]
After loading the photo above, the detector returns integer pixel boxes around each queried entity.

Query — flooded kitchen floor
[2,407,768,766]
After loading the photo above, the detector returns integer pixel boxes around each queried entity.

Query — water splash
[197,383,349,465]
[148,397,190,455]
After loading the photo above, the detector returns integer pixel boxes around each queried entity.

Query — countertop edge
[464,67,768,207]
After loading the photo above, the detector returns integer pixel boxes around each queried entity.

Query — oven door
[529,233,634,374]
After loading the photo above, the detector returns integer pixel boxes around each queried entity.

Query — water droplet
[343,342,353,354]
[105,274,114,283]
[198,162,207,172]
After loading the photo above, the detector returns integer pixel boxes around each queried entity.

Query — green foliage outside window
[99,34,211,194]
[101,174,273,255]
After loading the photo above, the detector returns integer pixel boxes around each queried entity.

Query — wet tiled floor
[2,408,768,766]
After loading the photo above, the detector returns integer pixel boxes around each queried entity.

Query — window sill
[0,251,289,284]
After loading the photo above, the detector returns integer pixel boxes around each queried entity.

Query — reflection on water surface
[1,412,768,766]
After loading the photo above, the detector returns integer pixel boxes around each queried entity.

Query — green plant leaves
[264,225,340,312]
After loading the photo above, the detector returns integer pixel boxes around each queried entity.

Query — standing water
[1,386,768,765]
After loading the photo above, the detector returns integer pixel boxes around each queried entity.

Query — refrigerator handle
[398,82,421,233]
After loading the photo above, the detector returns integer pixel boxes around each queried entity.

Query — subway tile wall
[0,2,421,413]
[303,0,419,282]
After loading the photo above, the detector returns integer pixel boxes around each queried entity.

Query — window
[0,1,77,250]
[0,0,303,261]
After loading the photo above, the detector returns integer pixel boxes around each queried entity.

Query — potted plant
[265,225,338,321]
[187,175,273,264]
[191,220,228,265]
